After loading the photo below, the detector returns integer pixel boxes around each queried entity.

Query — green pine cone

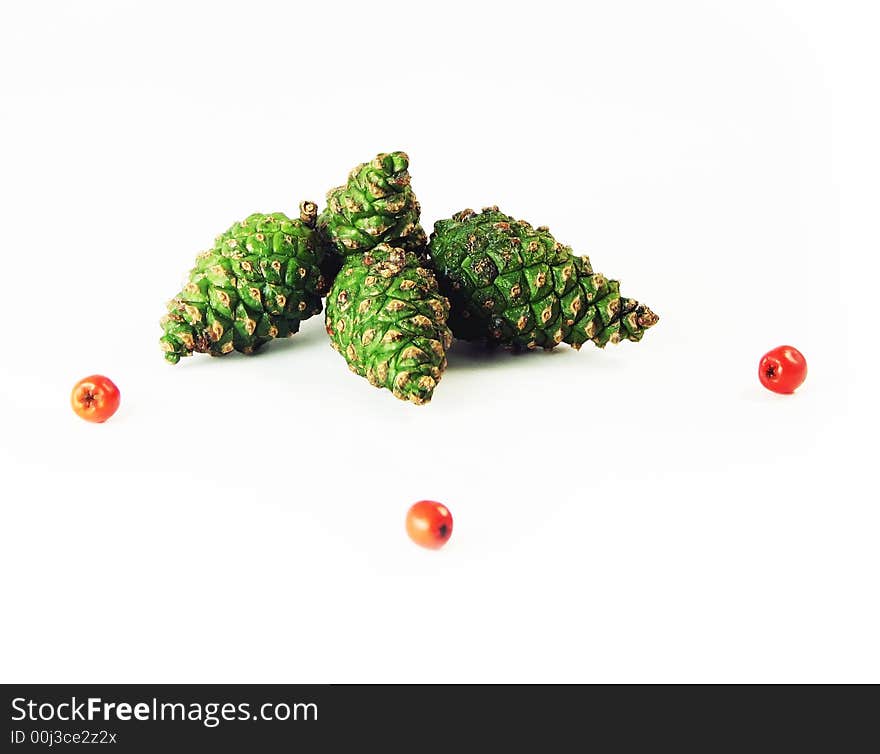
[325,244,452,405]
[160,201,326,364]
[317,152,427,259]
[429,207,659,350]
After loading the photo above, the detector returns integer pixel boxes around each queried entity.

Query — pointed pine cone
[429,207,658,351]
[317,151,427,258]
[325,244,452,405]
[160,201,326,364]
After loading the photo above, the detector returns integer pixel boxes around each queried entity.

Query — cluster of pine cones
[160,152,659,405]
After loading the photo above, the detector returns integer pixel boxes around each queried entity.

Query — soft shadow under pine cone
[260,319,328,353]
[445,340,576,371]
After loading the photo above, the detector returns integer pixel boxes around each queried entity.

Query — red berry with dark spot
[406,500,453,550]
[71,375,121,422]
[759,346,807,394]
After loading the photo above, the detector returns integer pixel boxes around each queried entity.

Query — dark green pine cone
[325,244,452,405]
[160,201,326,364]
[429,207,659,351]
[317,151,427,259]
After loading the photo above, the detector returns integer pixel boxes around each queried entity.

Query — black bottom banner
[2,684,875,751]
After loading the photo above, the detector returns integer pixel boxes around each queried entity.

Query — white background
[1,1,877,682]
